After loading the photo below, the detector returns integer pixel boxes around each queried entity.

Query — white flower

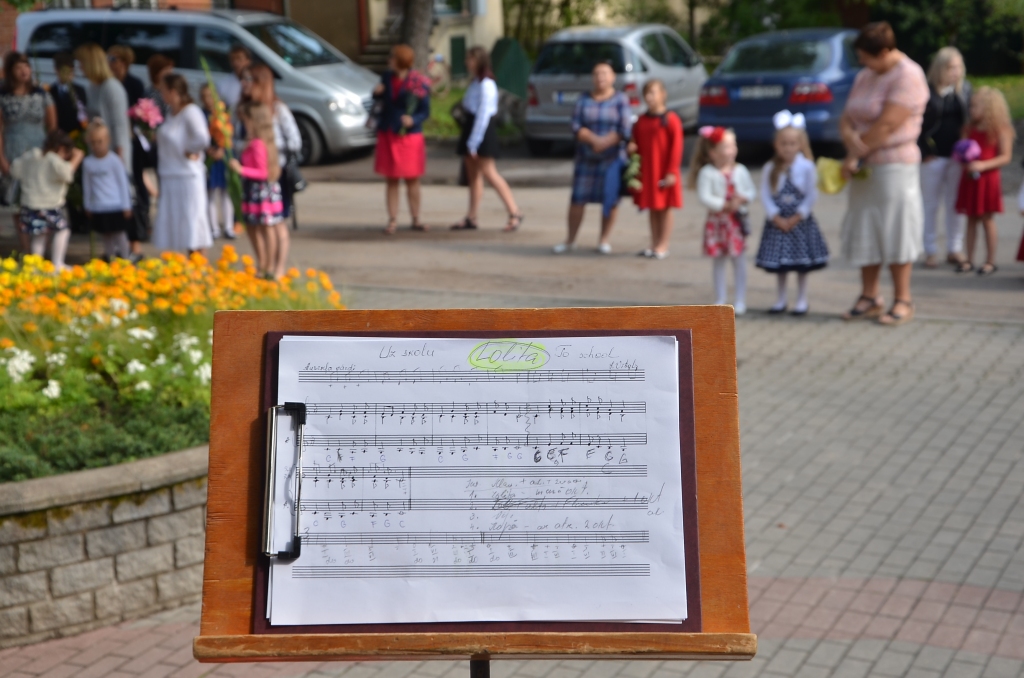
[127,310,139,321]
[46,352,67,367]
[109,316,122,328]
[126,359,147,375]
[85,373,101,382]
[169,364,184,377]
[173,333,200,352]
[153,354,167,366]
[142,343,151,350]
[109,298,129,314]
[195,363,212,385]
[54,335,67,342]
[188,349,204,365]
[41,379,61,399]
[6,348,35,384]
[107,345,116,357]
[135,380,152,391]
[127,327,157,342]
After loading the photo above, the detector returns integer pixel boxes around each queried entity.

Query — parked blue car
[698,28,860,144]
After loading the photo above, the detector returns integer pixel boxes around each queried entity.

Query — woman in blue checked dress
[553,61,632,255]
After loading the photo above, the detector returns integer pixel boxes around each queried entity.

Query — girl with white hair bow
[754,109,830,315]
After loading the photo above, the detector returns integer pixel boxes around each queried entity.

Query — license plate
[555,91,582,105]
[738,85,783,99]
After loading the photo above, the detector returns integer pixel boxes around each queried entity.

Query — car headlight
[328,97,363,116]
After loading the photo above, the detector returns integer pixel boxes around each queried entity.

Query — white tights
[713,253,747,311]
[102,231,130,260]
[30,228,71,271]
[773,272,810,313]
[208,187,235,237]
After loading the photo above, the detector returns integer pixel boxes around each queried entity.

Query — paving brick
[50,558,115,597]
[86,522,147,559]
[111,490,171,524]
[29,592,94,632]
[17,534,84,571]
[148,507,204,545]
[116,545,174,582]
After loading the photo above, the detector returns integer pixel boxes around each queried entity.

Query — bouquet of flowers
[128,98,164,140]
[208,100,234,149]
[199,57,243,219]
[953,138,982,180]
[400,71,433,135]
[623,152,642,193]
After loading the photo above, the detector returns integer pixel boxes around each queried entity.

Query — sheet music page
[269,335,686,625]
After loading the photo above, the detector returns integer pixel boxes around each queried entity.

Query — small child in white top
[688,126,755,314]
[82,118,134,260]
[9,130,84,270]
[754,110,830,315]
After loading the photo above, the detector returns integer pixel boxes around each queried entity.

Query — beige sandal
[878,299,914,326]
[842,295,884,321]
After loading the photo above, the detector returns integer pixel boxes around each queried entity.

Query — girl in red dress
[955,86,1014,276]
[629,80,682,259]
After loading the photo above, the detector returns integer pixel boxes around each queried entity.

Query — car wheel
[525,137,549,157]
[296,116,324,166]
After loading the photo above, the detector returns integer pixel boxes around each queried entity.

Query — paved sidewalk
[2,309,1021,678]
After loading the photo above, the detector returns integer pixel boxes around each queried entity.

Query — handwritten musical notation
[298,368,645,384]
[302,530,650,545]
[304,432,648,449]
[268,335,687,626]
[305,400,647,418]
[300,464,648,480]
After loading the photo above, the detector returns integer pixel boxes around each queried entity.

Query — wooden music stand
[194,306,754,664]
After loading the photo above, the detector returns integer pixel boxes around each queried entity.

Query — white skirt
[841,163,924,266]
[152,173,212,253]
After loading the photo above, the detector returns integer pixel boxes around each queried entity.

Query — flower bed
[0,247,341,482]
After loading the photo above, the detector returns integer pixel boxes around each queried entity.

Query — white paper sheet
[267,335,686,626]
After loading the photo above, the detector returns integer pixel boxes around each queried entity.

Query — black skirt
[89,210,131,235]
[457,114,500,158]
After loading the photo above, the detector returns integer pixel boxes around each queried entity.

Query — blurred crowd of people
[0,42,301,279]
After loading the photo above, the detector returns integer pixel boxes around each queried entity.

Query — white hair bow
[773,109,806,130]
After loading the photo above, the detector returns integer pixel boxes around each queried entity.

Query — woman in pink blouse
[839,22,929,326]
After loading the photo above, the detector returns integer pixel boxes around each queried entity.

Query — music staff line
[292,564,651,578]
[304,400,647,418]
[298,369,646,384]
[301,497,649,513]
[302,530,649,545]
[302,464,647,480]
[304,432,647,448]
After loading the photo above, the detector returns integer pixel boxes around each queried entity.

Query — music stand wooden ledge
[194,306,754,663]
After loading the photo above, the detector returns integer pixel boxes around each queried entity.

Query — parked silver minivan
[16,8,378,164]
[524,25,707,155]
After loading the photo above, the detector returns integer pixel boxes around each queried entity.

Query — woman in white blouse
[451,46,522,232]
[152,74,212,254]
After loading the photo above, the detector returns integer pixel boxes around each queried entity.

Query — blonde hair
[768,127,814,192]
[971,86,1014,143]
[927,46,964,95]
[74,43,113,84]
[687,129,734,189]
[239,101,281,184]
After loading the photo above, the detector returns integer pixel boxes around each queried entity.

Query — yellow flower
[306,281,318,293]
[171,303,188,315]
[2,258,17,271]
[153,298,171,311]
[22,321,38,333]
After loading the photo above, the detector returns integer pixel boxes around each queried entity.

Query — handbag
[282,150,306,197]
[0,175,18,207]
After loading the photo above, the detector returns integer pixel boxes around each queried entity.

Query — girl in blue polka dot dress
[755,110,830,315]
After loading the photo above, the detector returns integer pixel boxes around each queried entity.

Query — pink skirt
[374,131,426,179]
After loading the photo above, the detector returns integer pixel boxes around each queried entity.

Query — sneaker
[733,302,747,316]
[638,249,653,257]
[652,250,668,260]
[597,243,612,255]
[224,230,238,240]
[552,242,576,254]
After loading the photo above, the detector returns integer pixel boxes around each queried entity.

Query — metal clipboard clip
[262,402,306,560]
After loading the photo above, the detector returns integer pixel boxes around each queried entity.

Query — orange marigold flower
[171,303,188,315]
[136,303,150,315]
[0,337,14,349]
[287,267,300,279]
[22,321,38,333]
[153,298,171,311]
[91,355,103,367]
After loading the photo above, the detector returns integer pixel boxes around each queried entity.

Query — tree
[698,0,840,55]
[401,0,435,71]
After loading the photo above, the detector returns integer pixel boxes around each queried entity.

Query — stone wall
[0,446,208,648]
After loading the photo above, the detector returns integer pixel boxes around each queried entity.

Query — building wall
[290,0,362,59]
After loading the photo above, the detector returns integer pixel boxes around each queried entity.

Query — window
[842,36,858,69]
[104,23,184,68]
[640,34,668,65]
[196,27,241,73]
[719,39,832,74]
[244,21,344,68]
[533,42,627,75]
[662,32,698,68]
[26,22,105,60]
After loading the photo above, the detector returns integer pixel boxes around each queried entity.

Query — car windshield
[719,39,831,74]
[244,20,343,67]
[534,42,627,75]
